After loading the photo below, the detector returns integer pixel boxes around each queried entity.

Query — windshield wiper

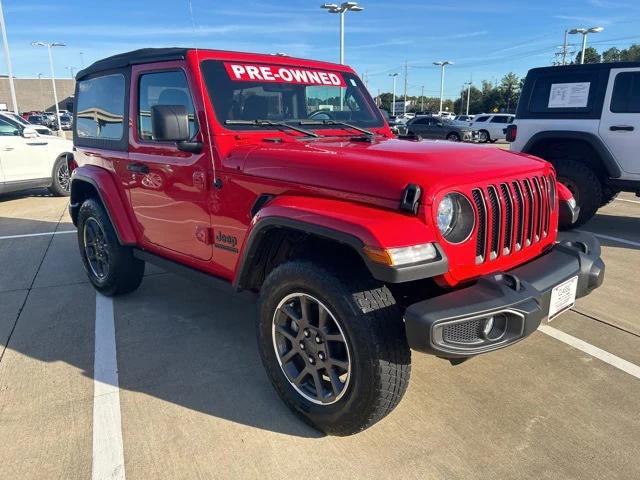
[225,119,318,138]
[299,119,375,137]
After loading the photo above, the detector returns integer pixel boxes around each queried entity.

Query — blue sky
[3,0,640,99]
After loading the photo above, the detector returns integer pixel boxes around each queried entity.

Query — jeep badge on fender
[68,48,605,436]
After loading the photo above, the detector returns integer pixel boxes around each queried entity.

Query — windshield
[201,60,384,131]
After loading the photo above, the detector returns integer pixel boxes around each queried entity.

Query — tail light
[505,124,517,142]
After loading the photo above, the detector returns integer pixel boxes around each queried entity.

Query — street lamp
[32,41,65,134]
[433,61,453,115]
[389,73,399,116]
[0,1,18,113]
[321,2,363,65]
[66,66,77,80]
[464,81,472,116]
[568,27,604,64]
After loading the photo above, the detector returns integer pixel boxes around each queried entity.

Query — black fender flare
[522,130,621,179]
[233,216,448,290]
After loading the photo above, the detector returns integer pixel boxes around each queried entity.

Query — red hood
[234,137,550,203]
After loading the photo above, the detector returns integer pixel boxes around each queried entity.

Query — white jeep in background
[508,62,640,226]
[469,113,514,143]
[0,116,73,196]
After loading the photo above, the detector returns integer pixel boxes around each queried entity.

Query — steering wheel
[309,110,334,120]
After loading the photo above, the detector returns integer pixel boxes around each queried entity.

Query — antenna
[187,0,218,187]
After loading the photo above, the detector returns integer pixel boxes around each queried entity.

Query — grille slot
[442,319,484,345]
[523,179,535,245]
[472,189,487,263]
[487,186,501,260]
[500,184,513,254]
[512,181,525,250]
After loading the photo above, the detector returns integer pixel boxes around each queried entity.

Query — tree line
[376,43,640,116]
[376,72,522,116]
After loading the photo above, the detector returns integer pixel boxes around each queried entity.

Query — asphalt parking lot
[1,187,639,479]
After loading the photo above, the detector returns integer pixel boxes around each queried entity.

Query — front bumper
[404,231,605,358]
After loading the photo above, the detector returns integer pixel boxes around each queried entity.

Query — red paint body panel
[72,164,138,245]
[250,196,437,248]
[72,48,564,289]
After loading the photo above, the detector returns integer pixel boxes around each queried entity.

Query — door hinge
[195,226,214,245]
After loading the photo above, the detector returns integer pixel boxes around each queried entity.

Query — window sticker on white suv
[548,82,590,108]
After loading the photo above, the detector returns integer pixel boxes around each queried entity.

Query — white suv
[469,113,514,143]
[0,116,73,196]
[508,62,640,226]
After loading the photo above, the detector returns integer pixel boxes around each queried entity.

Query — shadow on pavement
[0,215,322,437]
[113,274,324,438]
[582,213,640,251]
[0,188,55,203]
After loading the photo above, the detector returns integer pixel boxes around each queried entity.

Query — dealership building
[0,76,75,113]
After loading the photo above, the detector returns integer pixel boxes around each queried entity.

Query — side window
[138,70,198,141]
[413,118,429,125]
[475,116,490,122]
[0,118,19,136]
[490,116,508,123]
[611,72,640,113]
[76,74,125,140]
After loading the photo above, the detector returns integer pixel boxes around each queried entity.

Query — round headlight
[437,195,455,236]
[436,193,475,244]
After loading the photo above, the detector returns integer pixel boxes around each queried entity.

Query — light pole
[464,81,472,116]
[66,66,76,80]
[421,85,425,112]
[32,41,65,134]
[433,61,452,115]
[568,27,604,64]
[0,1,18,113]
[321,2,363,65]
[389,73,399,116]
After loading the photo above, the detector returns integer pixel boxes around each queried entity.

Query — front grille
[442,319,484,345]
[473,175,554,264]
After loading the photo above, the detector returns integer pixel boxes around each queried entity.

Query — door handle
[2,146,14,151]
[610,125,635,132]
[127,163,150,174]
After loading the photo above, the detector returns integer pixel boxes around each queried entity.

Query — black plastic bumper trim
[404,231,605,358]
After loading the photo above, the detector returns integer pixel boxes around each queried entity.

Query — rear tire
[257,260,411,436]
[478,130,490,143]
[446,132,461,142]
[48,156,71,197]
[555,159,602,227]
[77,198,145,296]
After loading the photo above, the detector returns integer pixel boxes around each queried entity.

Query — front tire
[77,198,145,296]
[258,261,411,436]
[48,155,71,197]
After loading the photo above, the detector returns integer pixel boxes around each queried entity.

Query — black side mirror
[151,104,190,142]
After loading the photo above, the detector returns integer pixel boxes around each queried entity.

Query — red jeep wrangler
[69,48,605,435]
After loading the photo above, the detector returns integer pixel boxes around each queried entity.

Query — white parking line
[539,325,640,380]
[0,230,76,241]
[582,231,640,248]
[614,197,640,205]
[93,293,126,480]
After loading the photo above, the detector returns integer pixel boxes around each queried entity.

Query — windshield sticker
[548,82,590,108]
[224,63,346,87]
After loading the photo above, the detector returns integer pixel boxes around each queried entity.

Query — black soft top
[76,48,189,80]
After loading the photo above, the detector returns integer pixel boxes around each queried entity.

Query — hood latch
[400,184,422,215]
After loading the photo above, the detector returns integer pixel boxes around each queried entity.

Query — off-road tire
[77,198,145,296]
[48,156,71,197]
[257,260,411,436]
[478,130,490,143]
[600,186,620,207]
[446,132,461,142]
[554,158,602,227]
